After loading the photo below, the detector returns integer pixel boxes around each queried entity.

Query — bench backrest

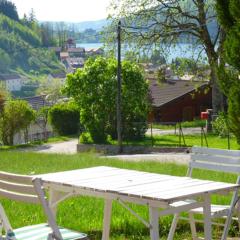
[0,171,39,204]
[188,146,240,177]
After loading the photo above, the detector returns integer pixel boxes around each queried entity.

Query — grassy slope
[0,152,239,239]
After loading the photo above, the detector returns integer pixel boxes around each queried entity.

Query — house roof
[149,78,209,108]
[50,72,66,79]
[86,48,104,53]
[68,47,85,53]
[21,95,50,110]
[0,74,21,81]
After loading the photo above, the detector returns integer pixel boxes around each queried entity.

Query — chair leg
[167,214,179,240]
[189,212,198,240]
[237,201,240,230]
[221,192,239,240]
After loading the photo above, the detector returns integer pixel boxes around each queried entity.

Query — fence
[146,121,232,149]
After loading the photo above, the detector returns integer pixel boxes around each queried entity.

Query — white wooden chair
[0,171,88,240]
[168,146,240,240]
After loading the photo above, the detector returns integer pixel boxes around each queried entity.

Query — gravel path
[24,139,79,154]
[23,139,190,165]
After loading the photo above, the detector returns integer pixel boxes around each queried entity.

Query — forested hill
[0,1,64,74]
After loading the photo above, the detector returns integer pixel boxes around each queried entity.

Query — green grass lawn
[126,134,240,150]
[0,151,239,239]
[152,120,206,130]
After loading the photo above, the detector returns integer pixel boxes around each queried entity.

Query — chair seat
[190,204,230,218]
[12,223,88,240]
[171,200,230,218]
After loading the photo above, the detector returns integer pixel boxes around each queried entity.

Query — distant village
[50,38,104,72]
[0,38,212,145]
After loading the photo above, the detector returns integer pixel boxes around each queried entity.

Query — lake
[76,42,206,63]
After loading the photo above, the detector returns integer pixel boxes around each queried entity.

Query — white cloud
[12,0,111,22]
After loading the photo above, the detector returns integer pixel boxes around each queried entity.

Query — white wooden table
[39,166,239,240]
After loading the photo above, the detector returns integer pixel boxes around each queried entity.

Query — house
[67,57,84,70]
[60,52,69,61]
[0,74,22,92]
[86,47,104,56]
[68,48,85,58]
[148,77,212,122]
[23,95,50,110]
[48,72,67,84]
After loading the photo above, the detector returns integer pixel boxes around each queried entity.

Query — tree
[0,0,19,21]
[37,77,64,104]
[150,49,166,65]
[216,0,240,144]
[0,100,36,145]
[40,22,56,47]
[108,0,225,113]
[0,48,11,72]
[56,22,67,48]
[124,50,139,62]
[64,57,149,143]
[172,57,198,75]
[0,85,9,112]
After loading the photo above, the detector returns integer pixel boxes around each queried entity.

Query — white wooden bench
[168,146,240,240]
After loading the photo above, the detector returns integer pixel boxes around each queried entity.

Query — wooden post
[117,20,122,153]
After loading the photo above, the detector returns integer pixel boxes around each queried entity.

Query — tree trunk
[210,65,225,115]
[197,0,225,114]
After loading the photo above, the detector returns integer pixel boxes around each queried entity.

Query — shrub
[48,101,80,136]
[0,100,36,145]
[212,112,229,137]
[79,132,93,144]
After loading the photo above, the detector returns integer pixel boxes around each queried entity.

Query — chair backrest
[0,171,39,204]
[188,146,240,177]
[0,172,63,240]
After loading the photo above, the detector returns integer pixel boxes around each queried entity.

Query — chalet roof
[0,74,21,81]
[149,78,209,108]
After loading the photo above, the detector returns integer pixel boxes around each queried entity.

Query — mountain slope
[0,14,64,74]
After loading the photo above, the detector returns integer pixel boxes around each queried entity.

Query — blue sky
[11,0,111,22]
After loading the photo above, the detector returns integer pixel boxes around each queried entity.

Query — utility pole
[117,20,122,153]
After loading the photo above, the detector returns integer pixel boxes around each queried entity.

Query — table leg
[102,199,112,240]
[49,189,64,220]
[149,206,159,240]
[203,194,212,240]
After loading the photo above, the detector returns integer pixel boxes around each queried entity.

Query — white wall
[6,78,22,91]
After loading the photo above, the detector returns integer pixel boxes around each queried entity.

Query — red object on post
[201,112,208,120]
